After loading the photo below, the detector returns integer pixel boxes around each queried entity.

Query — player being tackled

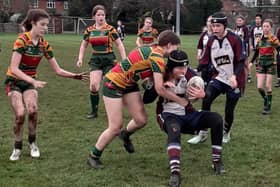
[155,49,225,186]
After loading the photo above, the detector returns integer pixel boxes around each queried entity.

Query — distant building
[0,0,70,33]
[222,0,279,28]
[0,0,69,16]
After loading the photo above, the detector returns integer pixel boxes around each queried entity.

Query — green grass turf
[0,33,280,186]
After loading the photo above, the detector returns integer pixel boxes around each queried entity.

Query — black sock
[15,141,23,150]
[123,129,134,138]
[90,92,99,114]
[28,134,36,144]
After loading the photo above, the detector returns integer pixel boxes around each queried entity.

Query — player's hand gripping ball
[186,76,205,102]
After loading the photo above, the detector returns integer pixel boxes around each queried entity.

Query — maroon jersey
[197,31,212,51]
[234,25,250,56]
[199,31,246,89]
[250,25,263,49]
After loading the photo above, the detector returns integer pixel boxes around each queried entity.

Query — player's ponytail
[21,9,50,32]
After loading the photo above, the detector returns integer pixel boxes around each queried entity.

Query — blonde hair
[144,17,153,24]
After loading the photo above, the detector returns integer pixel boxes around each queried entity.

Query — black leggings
[202,84,239,132]
[164,111,223,146]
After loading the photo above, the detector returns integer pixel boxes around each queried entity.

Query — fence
[0,23,20,33]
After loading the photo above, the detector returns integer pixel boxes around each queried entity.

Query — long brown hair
[21,9,50,32]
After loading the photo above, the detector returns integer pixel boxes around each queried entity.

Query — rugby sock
[258,88,268,107]
[212,145,222,163]
[267,92,272,110]
[90,92,99,114]
[122,128,134,138]
[258,88,266,99]
[14,141,23,150]
[167,143,181,174]
[28,134,36,144]
[91,146,103,159]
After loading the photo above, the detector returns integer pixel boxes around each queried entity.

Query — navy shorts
[162,111,205,134]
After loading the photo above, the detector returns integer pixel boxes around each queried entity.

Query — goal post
[77,18,94,34]
[59,17,94,34]
[60,16,78,34]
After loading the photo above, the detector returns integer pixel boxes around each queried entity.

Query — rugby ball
[186,76,205,101]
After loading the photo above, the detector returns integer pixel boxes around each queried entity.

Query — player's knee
[27,105,37,116]
[134,115,147,128]
[109,126,122,136]
[90,83,100,92]
[166,120,181,143]
[28,110,38,120]
[15,113,25,125]
[265,86,271,92]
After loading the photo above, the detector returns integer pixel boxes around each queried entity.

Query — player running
[250,19,280,114]
[136,17,159,47]
[248,14,263,82]
[76,5,126,119]
[87,30,189,169]
[199,12,246,143]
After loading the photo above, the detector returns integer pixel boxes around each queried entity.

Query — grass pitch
[0,33,280,187]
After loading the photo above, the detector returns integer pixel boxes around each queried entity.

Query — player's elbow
[10,66,20,75]
[155,85,165,97]
[54,68,63,76]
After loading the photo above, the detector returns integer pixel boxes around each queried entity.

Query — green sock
[91,146,103,158]
[90,92,99,114]
[267,92,272,110]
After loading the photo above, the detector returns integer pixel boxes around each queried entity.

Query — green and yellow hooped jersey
[137,28,159,45]
[257,34,280,65]
[106,45,165,89]
[6,32,54,79]
[83,23,119,54]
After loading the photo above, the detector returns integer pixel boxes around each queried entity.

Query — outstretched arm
[49,57,89,81]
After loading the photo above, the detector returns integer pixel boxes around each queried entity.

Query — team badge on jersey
[215,55,230,66]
